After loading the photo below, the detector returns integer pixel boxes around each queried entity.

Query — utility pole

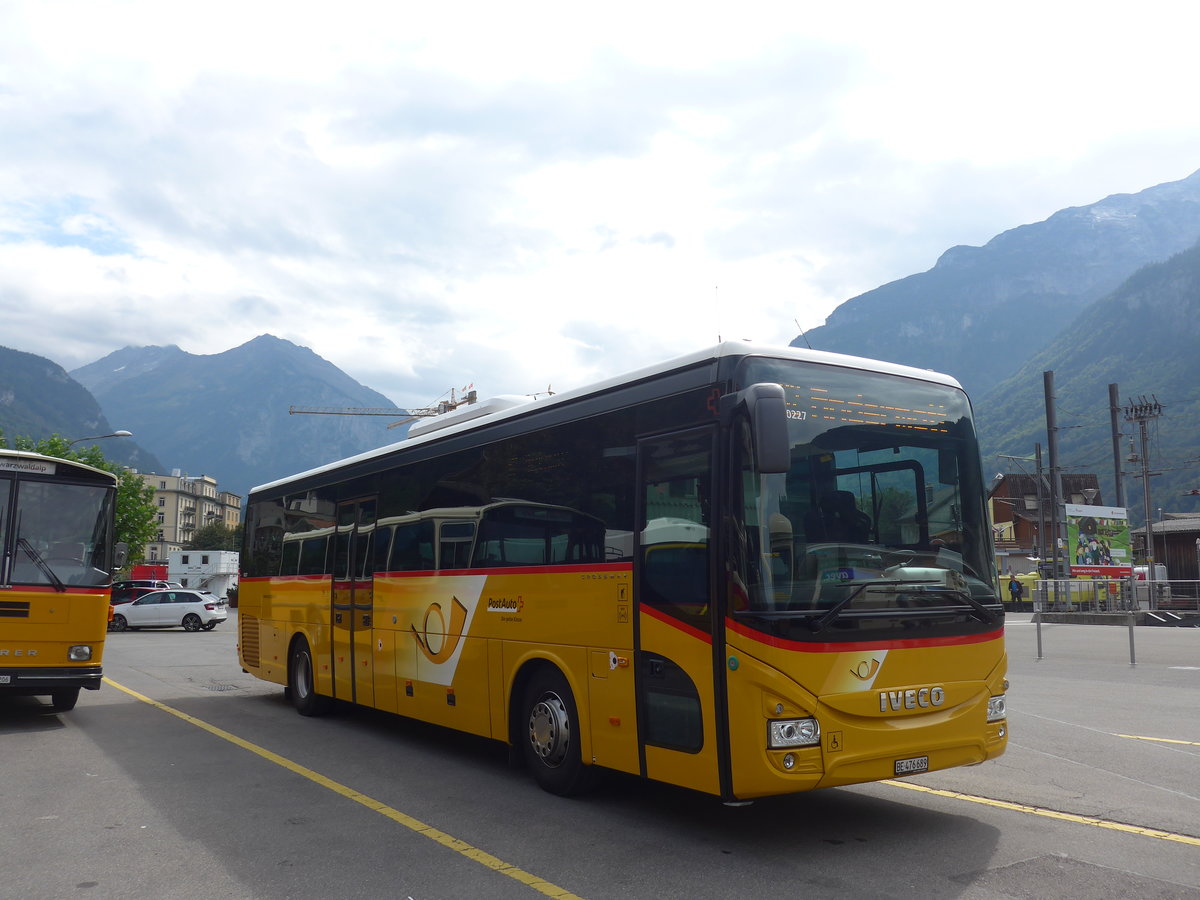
[1044,372,1064,578]
[1035,444,1047,569]
[1108,383,1125,509]
[1124,396,1163,585]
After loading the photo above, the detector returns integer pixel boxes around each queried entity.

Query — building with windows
[989,471,1102,577]
[139,470,242,562]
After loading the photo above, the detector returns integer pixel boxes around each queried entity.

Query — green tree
[0,430,159,561]
[185,522,242,551]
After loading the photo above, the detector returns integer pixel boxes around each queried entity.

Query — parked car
[110,579,184,605]
[109,589,228,632]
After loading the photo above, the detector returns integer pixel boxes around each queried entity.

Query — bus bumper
[0,666,103,693]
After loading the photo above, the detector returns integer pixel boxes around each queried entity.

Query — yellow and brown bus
[239,343,1007,800]
[0,449,123,711]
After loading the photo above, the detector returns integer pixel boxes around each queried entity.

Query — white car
[110,589,228,632]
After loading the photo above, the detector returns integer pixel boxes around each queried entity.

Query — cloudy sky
[3,1,1198,410]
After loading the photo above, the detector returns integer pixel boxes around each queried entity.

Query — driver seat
[805,491,871,543]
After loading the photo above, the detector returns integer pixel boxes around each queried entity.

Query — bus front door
[331,498,376,706]
[635,428,722,796]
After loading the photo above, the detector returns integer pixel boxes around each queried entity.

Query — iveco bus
[239,343,1007,800]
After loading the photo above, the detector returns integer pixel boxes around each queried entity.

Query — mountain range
[4,170,1200,520]
[797,169,1200,522]
[0,345,164,473]
[797,169,1200,399]
[65,335,402,498]
[974,240,1200,520]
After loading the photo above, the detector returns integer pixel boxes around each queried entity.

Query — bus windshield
[732,358,998,632]
[3,478,117,589]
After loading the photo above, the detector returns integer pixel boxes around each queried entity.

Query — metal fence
[1030,578,1200,613]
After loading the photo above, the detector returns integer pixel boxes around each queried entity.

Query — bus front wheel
[289,637,332,717]
[520,668,592,796]
[51,688,79,712]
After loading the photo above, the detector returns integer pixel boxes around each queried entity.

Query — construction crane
[289,388,478,428]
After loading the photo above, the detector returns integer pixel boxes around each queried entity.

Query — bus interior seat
[804,491,871,543]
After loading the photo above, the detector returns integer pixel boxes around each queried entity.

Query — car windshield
[731,358,999,633]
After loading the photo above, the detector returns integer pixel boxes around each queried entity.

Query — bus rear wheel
[289,637,332,717]
[520,668,592,796]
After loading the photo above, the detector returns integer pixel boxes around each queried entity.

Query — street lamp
[67,430,133,448]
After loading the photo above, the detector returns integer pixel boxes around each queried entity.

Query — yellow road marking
[1114,732,1200,747]
[104,678,583,900]
[884,779,1200,847]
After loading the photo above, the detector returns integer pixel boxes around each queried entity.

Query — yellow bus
[0,449,124,711]
[239,343,1008,800]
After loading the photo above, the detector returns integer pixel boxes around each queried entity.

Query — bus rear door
[331,498,376,706]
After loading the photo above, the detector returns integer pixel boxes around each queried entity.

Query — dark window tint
[439,522,475,570]
[390,521,435,571]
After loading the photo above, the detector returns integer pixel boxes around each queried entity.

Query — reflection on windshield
[4,480,115,588]
[734,360,998,618]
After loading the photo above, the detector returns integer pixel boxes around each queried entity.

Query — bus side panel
[373,628,398,714]
[585,647,640,774]
[376,568,636,751]
[243,576,333,694]
[478,568,636,770]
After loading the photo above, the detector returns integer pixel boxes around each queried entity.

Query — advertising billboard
[1064,504,1132,577]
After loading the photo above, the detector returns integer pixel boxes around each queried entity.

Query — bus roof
[0,448,118,482]
[251,342,964,496]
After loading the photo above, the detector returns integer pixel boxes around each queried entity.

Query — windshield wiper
[808,578,998,634]
[17,538,66,592]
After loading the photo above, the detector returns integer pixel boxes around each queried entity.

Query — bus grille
[0,601,30,618]
[240,614,260,668]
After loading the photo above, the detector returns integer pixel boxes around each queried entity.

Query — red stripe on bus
[725,617,1003,653]
[5,585,110,596]
[253,562,634,582]
[640,603,713,645]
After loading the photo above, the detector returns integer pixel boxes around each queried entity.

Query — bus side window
[390,521,435,571]
[438,522,475,570]
[474,511,544,567]
[372,525,393,574]
[279,538,301,576]
[299,535,329,575]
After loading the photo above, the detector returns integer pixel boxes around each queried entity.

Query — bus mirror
[114,542,129,570]
[744,383,789,474]
[938,448,958,485]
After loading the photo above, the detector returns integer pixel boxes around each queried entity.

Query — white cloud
[2,0,1199,412]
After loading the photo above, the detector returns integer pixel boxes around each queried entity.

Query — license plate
[894,755,929,776]
[0,675,10,684]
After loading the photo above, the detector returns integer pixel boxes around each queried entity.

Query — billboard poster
[1065,504,1132,577]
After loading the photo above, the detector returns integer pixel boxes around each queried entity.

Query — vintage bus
[239,343,1008,800]
[0,449,123,711]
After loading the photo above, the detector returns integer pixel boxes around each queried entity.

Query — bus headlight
[68,645,93,661]
[768,718,820,749]
[987,694,1007,722]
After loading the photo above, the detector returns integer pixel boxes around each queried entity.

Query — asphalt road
[1,612,1198,899]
